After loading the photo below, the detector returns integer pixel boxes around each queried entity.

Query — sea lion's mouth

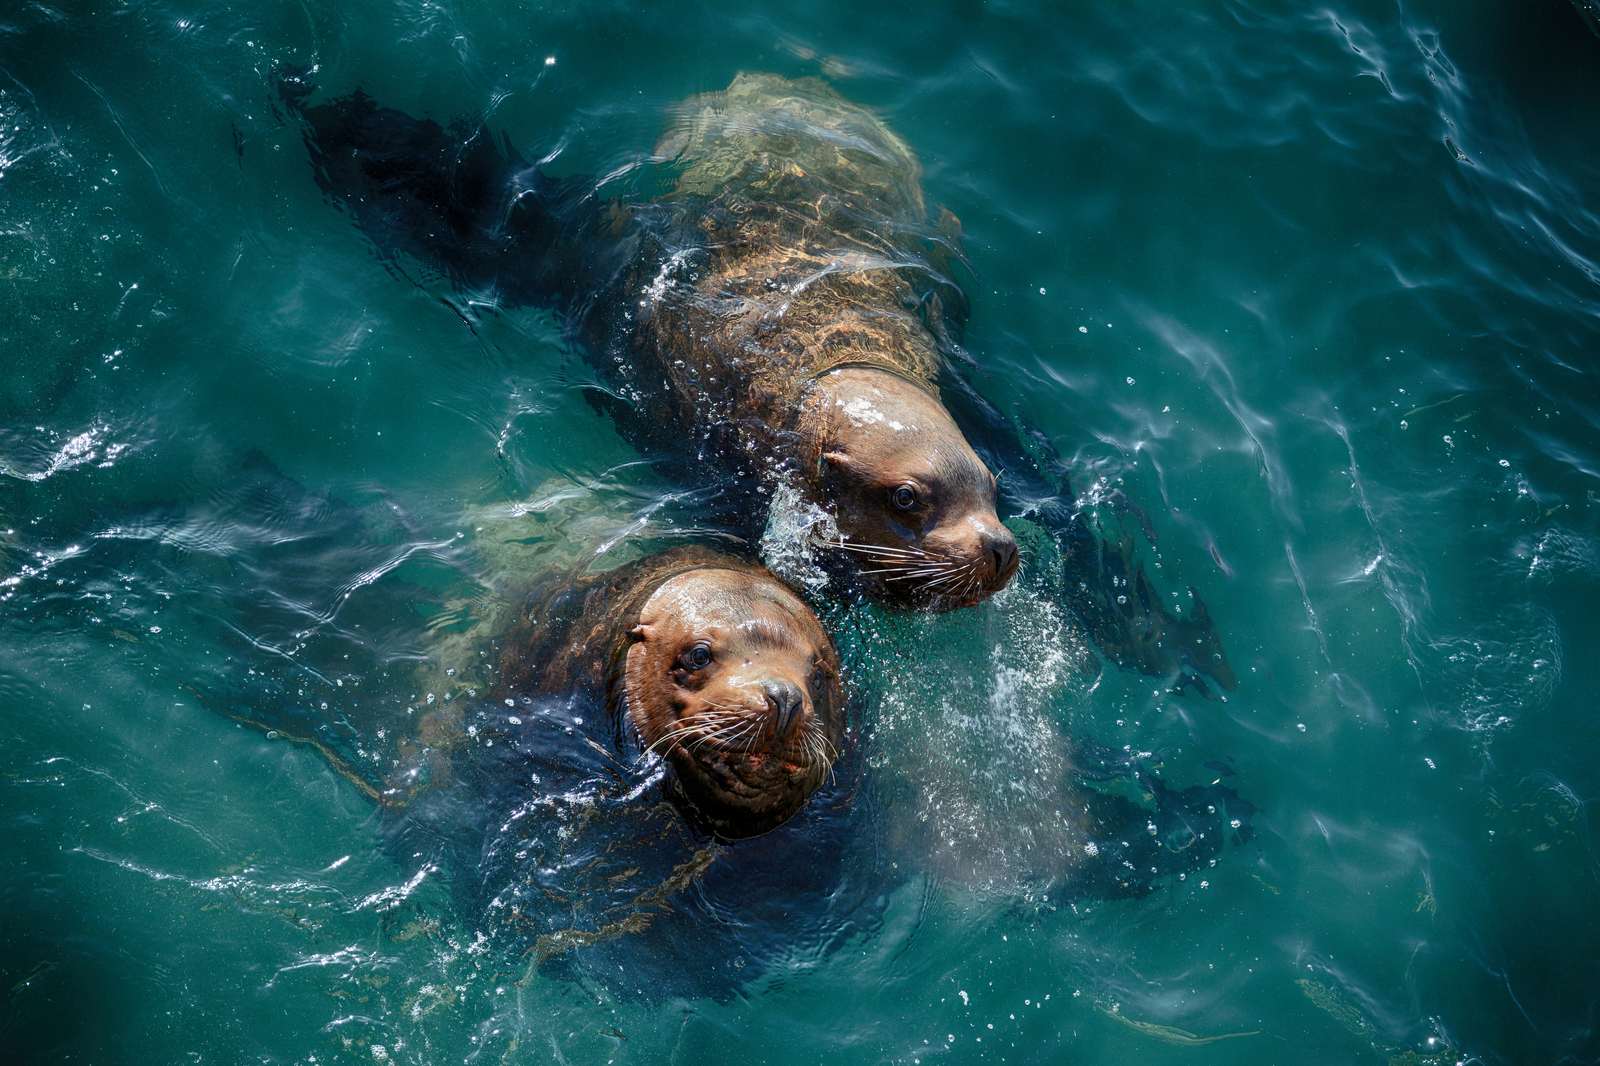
[639,696,839,828]
[641,705,838,839]
[652,704,834,773]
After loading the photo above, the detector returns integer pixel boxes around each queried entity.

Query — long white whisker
[860,564,958,578]
[832,544,938,563]
[831,541,932,558]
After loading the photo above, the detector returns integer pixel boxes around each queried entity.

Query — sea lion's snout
[987,527,1019,585]
[761,677,806,740]
[979,522,1020,594]
[917,515,1019,607]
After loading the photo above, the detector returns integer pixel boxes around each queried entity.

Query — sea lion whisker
[647,724,708,752]
[692,699,752,715]
[648,713,751,751]
[846,553,942,571]
[692,718,761,747]
[805,720,835,758]
[884,569,960,582]
[740,720,770,752]
[955,567,986,599]
[871,558,963,576]
[705,712,777,748]
[860,564,955,578]
[807,731,838,787]
[922,566,976,590]
[830,541,937,561]
[716,717,766,754]
[808,727,837,764]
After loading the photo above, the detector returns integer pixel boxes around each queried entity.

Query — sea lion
[495,544,845,839]
[285,73,1018,611]
[282,72,1236,692]
[112,461,1252,1001]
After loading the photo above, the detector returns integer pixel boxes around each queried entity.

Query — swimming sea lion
[496,544,845,839]
[134,462,1249,1000]
[285,73,1018,611]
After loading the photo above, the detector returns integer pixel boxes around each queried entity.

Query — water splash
[759,478,840,594]
[840,584,1097,897]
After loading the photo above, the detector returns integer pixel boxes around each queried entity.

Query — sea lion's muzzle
[966,521,1020,596]
[913,516,1020,607]
[760,677,806,740]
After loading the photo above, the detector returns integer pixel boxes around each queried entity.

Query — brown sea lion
[288,73,1018,611]
[609,74,1020,609]
[496,545,845,839]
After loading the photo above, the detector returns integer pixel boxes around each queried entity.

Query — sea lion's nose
[984,526,1019,584]
[761,679,805,739]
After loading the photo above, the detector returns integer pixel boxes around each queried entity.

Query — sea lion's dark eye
[681,643,713,670]
[891,484,918,511]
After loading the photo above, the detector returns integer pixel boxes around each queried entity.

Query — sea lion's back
[628,75,960,446]
[655,72,926,219]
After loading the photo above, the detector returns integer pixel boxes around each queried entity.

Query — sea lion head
[622,567,845,839]
[801,367,1019,610]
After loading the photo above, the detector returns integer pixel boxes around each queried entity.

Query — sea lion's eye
[891,484,918,511]
[681,643,713,670]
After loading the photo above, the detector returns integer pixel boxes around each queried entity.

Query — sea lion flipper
[1071,777,1254,899]
[937,368,1236,693]
[283,84,627,316]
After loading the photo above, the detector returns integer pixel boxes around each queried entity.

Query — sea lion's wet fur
[497,545,844,839]
[612,74,950,437]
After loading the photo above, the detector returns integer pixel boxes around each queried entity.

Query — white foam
[759,479,839,593]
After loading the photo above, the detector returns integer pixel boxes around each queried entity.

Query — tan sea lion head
[798,367,1019,610]
[621,567,845,839]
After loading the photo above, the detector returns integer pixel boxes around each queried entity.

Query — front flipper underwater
[939,368,1238,697]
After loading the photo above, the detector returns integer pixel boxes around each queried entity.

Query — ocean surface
[5,1,1600,1063]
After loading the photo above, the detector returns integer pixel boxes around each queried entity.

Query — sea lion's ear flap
[628,624,655,644]
[822,451,851,471]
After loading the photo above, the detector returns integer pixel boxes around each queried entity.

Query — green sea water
[5,1,1600,1064]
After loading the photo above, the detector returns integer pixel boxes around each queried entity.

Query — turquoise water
[5,1,1600,1063]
